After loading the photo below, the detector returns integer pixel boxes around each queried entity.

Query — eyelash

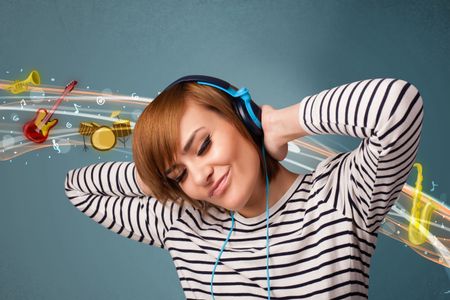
[174,134,212,183]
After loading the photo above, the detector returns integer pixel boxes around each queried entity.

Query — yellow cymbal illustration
[110,110,121,118]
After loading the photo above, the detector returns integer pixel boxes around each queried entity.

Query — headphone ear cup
[232,98,264,146]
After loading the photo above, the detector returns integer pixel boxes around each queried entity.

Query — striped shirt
[64,78,424,299]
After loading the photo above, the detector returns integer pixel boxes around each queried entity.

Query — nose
[186,160,213,187]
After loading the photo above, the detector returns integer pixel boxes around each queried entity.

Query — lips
[209,169,230,197]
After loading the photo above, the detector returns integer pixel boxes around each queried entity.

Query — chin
[223,173,253,211]
[217,169,255,212]
[221,189,250,212]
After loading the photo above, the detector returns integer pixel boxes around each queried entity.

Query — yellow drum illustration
[90,126,117,151]
[113,119,132,148]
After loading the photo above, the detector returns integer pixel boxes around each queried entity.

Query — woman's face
[165,100,261,211]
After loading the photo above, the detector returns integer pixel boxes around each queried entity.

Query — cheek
[224,141,261,202]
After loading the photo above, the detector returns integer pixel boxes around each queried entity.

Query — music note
[12,115,19,122]
[431,181,438,192]
[131,92,139,99]
[20,99,27,109]
[52,139,61,153]
[74,103,81,113]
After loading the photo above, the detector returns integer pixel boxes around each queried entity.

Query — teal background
[1,0,449,299]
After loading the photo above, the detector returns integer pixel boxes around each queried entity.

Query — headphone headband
[163,75,262,131]
[165,75,231,92]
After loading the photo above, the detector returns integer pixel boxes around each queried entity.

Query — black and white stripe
[64,78,423,299]
[64,161,184,248]
[299,78,423,233]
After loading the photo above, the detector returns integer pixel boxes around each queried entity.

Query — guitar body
[23,109,58,143]
[22,80,76,144]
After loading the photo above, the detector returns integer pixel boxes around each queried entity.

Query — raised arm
[269,78,424,233]
[64,161,184,249]
[305,78,423,232]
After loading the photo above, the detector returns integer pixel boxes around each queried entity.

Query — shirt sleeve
[298,78,424,233]
[64,161,185,249]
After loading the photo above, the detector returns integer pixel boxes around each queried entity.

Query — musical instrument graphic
[408,163,434,245]
[79,121,117,151]
[91,126,117,151]
[7,70,41,94]
[112,119,132,148]
[23,80,78,144]
[79,122,100,151]
[77,112,132,152]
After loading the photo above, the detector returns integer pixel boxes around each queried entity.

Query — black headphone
[163,75,263,146]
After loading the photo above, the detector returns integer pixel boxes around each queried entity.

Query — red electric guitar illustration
[23,80,78,144]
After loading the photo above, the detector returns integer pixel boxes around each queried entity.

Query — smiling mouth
[209,169,230,197]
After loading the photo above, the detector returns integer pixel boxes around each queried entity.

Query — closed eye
[174,134,212,183]
[197,134,211,155]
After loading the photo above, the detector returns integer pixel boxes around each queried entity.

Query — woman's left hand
[261,104,289,161]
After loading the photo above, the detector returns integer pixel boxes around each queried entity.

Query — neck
[237,165,299,218]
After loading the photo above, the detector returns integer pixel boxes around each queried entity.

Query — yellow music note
[408,163,434,245]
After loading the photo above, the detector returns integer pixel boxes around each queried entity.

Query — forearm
[296,78,423,144]
[65,161,146,197]
[294,78,423,232]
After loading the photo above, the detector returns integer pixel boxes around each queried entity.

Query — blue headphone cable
[210,143,271,299]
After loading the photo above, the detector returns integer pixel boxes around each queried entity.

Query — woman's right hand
[261,104,289,161]
[261,102,308,161]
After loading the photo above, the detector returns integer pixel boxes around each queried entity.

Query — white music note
[73,103,81,113]
[431,181,438,192]
[52,139,61,153]
[20,99,26,109]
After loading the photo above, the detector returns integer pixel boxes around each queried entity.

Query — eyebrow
[164,126,205,175]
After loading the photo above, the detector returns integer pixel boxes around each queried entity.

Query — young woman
[65,77,423,299]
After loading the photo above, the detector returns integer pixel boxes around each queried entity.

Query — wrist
[271,103,308,142]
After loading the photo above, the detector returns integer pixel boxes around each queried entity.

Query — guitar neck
[37,85,74,129]
[42,91,67,124]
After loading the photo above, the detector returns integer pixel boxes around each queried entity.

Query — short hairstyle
[132,81,280,217]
